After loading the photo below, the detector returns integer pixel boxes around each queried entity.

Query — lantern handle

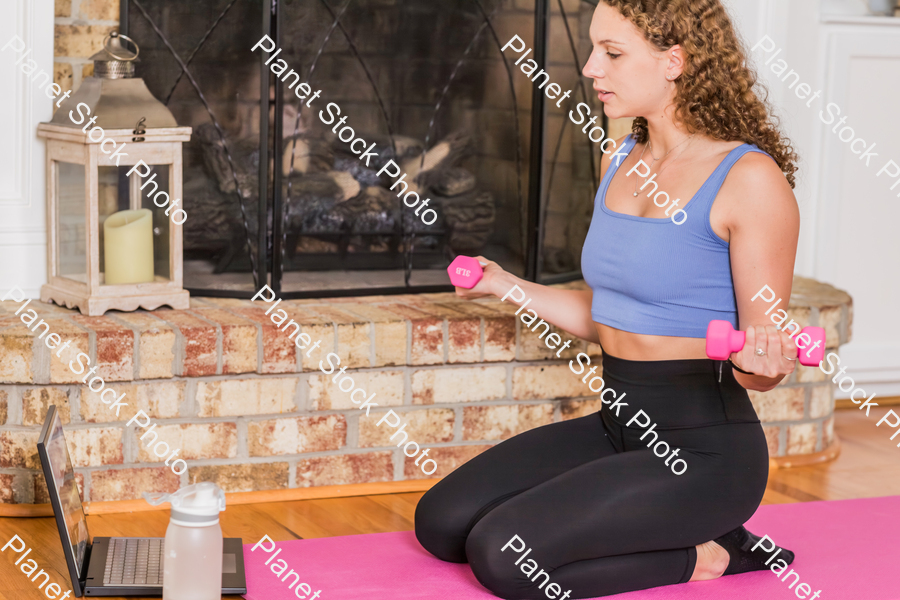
[132,117,147,143]
[104,32,139,61]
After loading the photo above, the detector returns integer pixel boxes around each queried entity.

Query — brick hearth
[0,277,851,505]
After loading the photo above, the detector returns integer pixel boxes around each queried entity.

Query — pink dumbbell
[705,320,826,367]
[447,256,484,289]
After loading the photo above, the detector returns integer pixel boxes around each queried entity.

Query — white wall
[725,0,900,395]
[0,0,53,298]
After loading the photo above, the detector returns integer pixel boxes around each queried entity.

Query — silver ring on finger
[782,355,797,362]
[755,348,766,357]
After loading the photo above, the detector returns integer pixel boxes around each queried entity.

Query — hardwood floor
[2,406,897,600]
[763,406,900,504]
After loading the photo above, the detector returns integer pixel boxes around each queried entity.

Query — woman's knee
[414,485,469,562]
[466,521,535,599]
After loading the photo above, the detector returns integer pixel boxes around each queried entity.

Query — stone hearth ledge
[0,277,851,504]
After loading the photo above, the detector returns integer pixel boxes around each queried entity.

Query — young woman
[415,1,802,598]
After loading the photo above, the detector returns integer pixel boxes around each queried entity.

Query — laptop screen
[41,407,90,578]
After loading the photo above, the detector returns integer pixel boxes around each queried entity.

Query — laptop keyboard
[103,538,164,587]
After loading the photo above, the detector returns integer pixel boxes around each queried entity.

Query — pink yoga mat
[242,495,900,600]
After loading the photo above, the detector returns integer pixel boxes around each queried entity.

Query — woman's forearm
[733,370,785,392]
[487,270,600,344]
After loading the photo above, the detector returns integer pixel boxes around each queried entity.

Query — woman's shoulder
[716,141,797,225]
[706,141,798,245]
[726,143,789,191]
[696,135,784,189]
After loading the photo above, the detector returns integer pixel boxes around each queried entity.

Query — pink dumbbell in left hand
[447,256,484,289]
[705,320,825,366]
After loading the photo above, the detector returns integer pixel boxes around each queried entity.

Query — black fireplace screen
[123,0,605,298]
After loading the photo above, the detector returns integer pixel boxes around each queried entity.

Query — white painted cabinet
[814,22,900,394]
[0,0,53,297]
[726,0,900,394]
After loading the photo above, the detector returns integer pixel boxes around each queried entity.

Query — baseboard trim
[770,436,841,469]
[836,395,900,410]
[0,478,439,518]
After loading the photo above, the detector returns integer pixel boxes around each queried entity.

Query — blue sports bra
[581,134,773,338]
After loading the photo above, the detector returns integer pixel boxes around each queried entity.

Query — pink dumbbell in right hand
[447,256,484,289]
[705,320,825,366]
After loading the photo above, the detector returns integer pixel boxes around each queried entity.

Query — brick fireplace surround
[0,277,851,507]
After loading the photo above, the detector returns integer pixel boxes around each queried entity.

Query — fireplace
[121,0,605,298]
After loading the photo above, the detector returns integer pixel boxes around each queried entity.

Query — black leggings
[415,354,769,599]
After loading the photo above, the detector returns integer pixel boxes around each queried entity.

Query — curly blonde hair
[601,0,798,188]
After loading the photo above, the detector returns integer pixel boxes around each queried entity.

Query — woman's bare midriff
[594,322,709,361]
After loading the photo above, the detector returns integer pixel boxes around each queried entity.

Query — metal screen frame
[122,0,602,299]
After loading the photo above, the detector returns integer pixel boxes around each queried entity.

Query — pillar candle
[103,209,155,285]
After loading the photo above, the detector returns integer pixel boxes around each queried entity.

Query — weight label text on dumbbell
[447,256,483,288]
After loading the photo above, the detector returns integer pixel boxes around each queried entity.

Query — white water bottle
[144,482,226,600]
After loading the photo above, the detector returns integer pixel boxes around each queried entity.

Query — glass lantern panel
[55,161,87,282]
[98,165,172,285]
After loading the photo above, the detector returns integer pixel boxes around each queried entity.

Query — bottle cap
[143,482,226,525]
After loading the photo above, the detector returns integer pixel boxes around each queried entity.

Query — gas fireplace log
[192,123,481,259]
[282,135,335,176]
[418,167,476,197]
[195,123,259,195]
[283,173,346,232]
[181,172,248,252]
[334,186,399,233]
[326,170,362,203]
[360,134,425,172]
[440,190,496,251]
[333,150,382,187]
[404,131,472,184]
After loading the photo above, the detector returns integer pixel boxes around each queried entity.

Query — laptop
[37,405,248,597]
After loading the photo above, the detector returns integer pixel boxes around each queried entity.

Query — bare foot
[689,540,730,582]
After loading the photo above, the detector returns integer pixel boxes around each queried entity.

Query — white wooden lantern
[36,32,191,315]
